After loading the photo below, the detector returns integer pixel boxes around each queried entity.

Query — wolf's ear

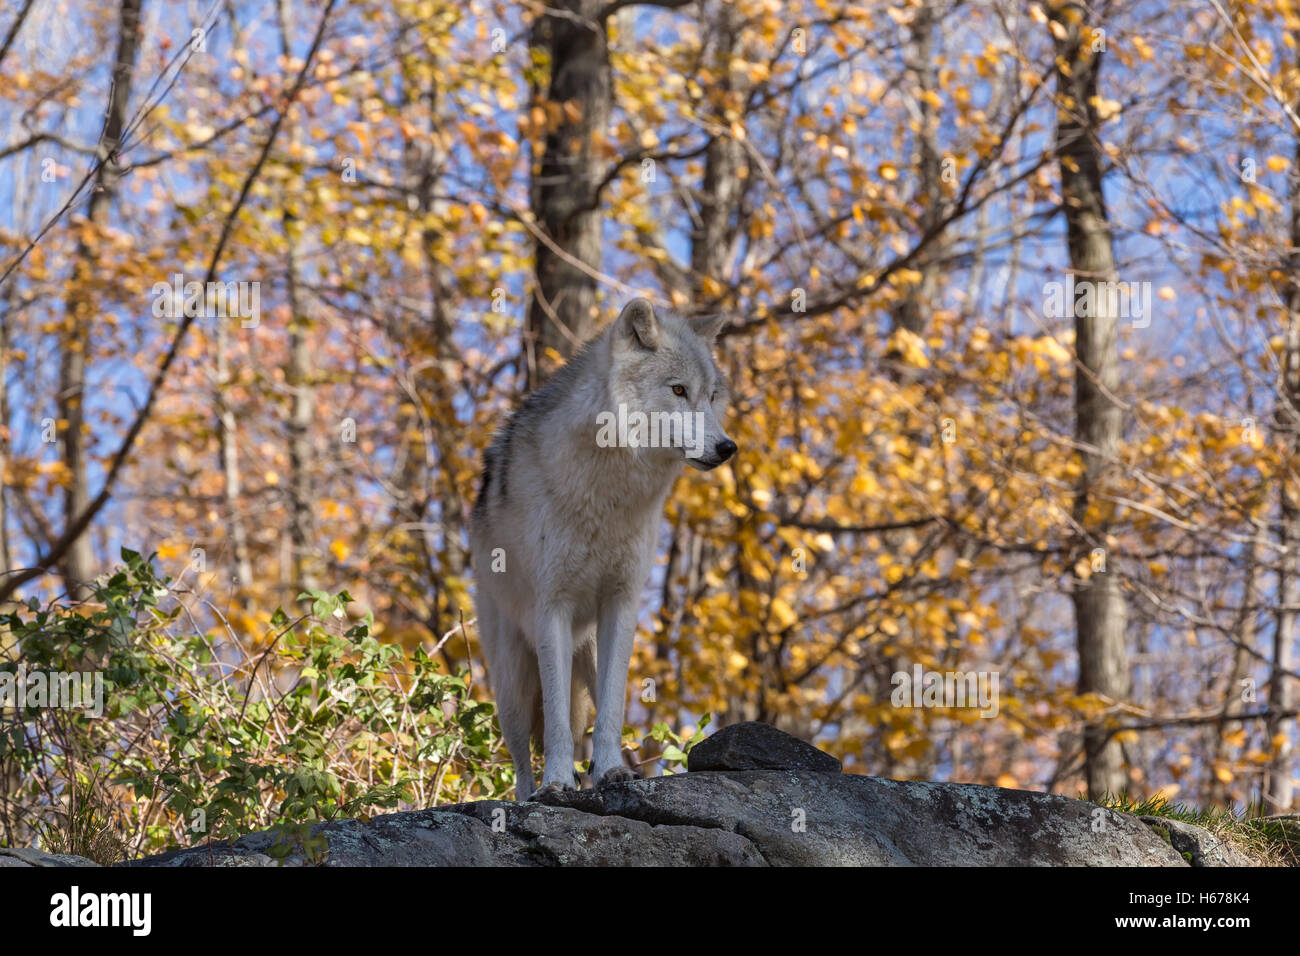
[617,298,659,350]
[688,313,726,342]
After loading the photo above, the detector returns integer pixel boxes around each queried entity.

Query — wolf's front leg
[534,606,578,792]
[591,593,640,787]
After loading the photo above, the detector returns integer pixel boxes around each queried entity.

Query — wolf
[469,298,736,798]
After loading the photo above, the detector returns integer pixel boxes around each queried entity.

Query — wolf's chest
[536,484,662,588]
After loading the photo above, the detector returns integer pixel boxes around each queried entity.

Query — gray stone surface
[443,800,765,866]
[0,847,100,867]
[540,771,1186,866]
[118,769,1213,867]
[1139,816,1255,867]
[100,724,1277,867]
[123,800,765,867]
[686,721,842,774]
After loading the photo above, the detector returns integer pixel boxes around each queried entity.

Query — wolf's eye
[671,385,687,397]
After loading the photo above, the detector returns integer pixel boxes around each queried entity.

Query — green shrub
[0,549,511,861]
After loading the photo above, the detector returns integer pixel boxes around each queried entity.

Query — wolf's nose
[715,439,737,462]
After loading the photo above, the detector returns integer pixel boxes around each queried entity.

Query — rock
[0,847,100,867]
[123,801,765,867]
[121,843,280,867]
[544,771,1185,866]
[686,721,842,774]
[443,801,765,866]
[122,769,1203,867]
[120,811,497,868]
[109,724,1275,867]
[1138,817,1255,867]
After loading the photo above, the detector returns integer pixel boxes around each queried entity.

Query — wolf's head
[604,298,736,470]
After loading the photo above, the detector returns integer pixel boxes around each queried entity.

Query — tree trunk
[889,0,942,340]
[389,26,467,639]
[417,85,468,636]
[690,2,746,309]
[1049,0,1130,799]
[526,0,611,388]
[682,1,754,729]
[1,282,12,573]
[1209,539,1258,806]
[1268,61,1300,811]
[58,0,143,599]
[215,320,253,594]
[278,0,316,596]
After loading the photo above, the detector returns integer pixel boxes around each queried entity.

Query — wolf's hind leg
[480,602,539,799]
[570,637,596,772]
[497,649,539,798]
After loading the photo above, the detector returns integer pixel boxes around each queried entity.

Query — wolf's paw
[531,780,577,802]
[596,766,641,789]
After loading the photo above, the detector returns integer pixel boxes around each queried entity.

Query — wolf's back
[470,331,606,526]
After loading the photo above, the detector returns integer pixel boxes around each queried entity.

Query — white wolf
[469,298,736,798]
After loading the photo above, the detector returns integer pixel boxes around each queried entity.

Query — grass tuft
[1096,792,1296,866]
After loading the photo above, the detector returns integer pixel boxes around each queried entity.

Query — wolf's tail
[528,635,596,758]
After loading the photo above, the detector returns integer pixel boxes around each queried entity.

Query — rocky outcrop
[124,798,766,868]
[686,720,843,774]
[3,724,1263,867]
[0,847,101,867]
[1138,816,1255,867]
[537,771,1190,866]
[112,770,1227,867]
